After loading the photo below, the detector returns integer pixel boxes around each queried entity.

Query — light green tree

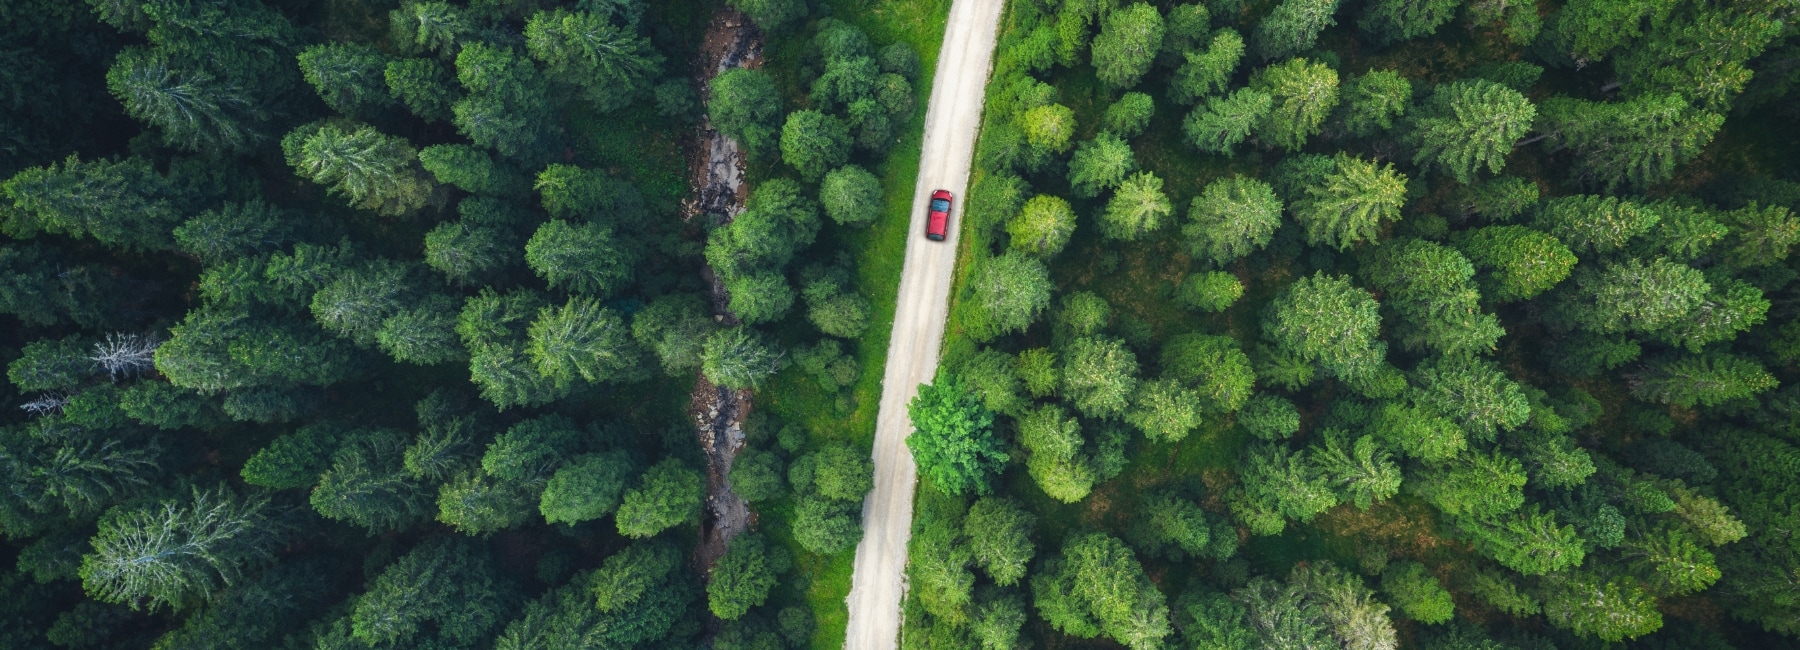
[1291,154,1408,250]
[1099,172,1172,240]
[1250,58,1340,151]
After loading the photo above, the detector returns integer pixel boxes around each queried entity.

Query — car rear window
[931,199,949,212]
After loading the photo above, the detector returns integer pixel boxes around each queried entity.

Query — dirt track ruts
[841,0,1004,647]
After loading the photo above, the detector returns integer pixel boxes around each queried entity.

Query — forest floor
[686,6,762,573]
[842,0,1006,647]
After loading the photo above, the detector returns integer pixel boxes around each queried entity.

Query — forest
[0,0,939,647]
[897,0,1800,648]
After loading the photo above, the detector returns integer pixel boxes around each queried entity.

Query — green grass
[744,1,952,646]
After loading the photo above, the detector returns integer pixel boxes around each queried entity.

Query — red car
[926,189,952,241]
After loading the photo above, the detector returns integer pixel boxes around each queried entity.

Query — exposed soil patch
[685,6,762,576]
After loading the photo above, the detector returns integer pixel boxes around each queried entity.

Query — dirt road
[842,0,1003,647]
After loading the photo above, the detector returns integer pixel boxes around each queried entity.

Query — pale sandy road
[842,0,1004,647]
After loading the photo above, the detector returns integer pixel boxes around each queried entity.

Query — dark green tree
[964,497,1036,586]
[632,293,716,375]
[1184,88,1271,154]
[709,68,783,158]
[1253,0,1343,60]
[781,110,851,180]
[708,533,779,620]
[1263,273,1387,384]
[453,43,561,163]
[1629,353,1778,408]
[1357,0,1460,45]
[525,9,662,112]
[702,327,784,390]
[525,220,636,298]
[386,58,460,121]
[1101,92,1155,137]
[1170,29,1244,105]
[297,43,392,117]
[418,144,528,197]
[1453,225,1576,302]
[351,537,517,646]
[1537,93,1723,191]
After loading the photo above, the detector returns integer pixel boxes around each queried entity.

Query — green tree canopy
[1098,172,1172,240]
[80,486,286,611]
[1008,194,1077,258]
[820,165,882,226]
[1068,132,1137,198]
[708,533,779,620]
[1291,154,1408,250]
[908,375,1007,496]
[709,67,783,157]
[1091,3,1165,90]
[1410,80,1536,183]
[781,110,852,180]
[524,9,662,112]
[1250,58,1339,151]
[966,253,1053,341]
[615,459,703,538]
[1183,88,1272,154]
[1263,273,1387,384]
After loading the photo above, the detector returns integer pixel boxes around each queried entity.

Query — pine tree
[524,9,663,112]
[1291,154,1407,250]
[1091,3,1165,90]
[1183,175,1283,265]
[1339,70,1411,138]
[1183,88,1272,154]
[1537,93,1723,191]
[709,68,784,158]
[1254,0,1343,61]
[1250,58,1340,151]
[1409,80,1536,183]
[282,122,435,216]
[708,533,779,620]
[297,43,393,117]
[1099,172,1172,240]
[1628,353,1779,408]
[1263,273,1387,383]
[967,253,1053,341]
[1068,132,1138,198]
[1452,225,1576,302]
[1169,29,1244,105]
[351,537,518,646]
[615,459,703,538]
[81,486,286,611]
[524,220,637,298]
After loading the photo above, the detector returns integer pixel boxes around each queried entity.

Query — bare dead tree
[21,392,69,417]
[91,332,161,381]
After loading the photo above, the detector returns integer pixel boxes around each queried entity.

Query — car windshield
[930,199,949,212]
